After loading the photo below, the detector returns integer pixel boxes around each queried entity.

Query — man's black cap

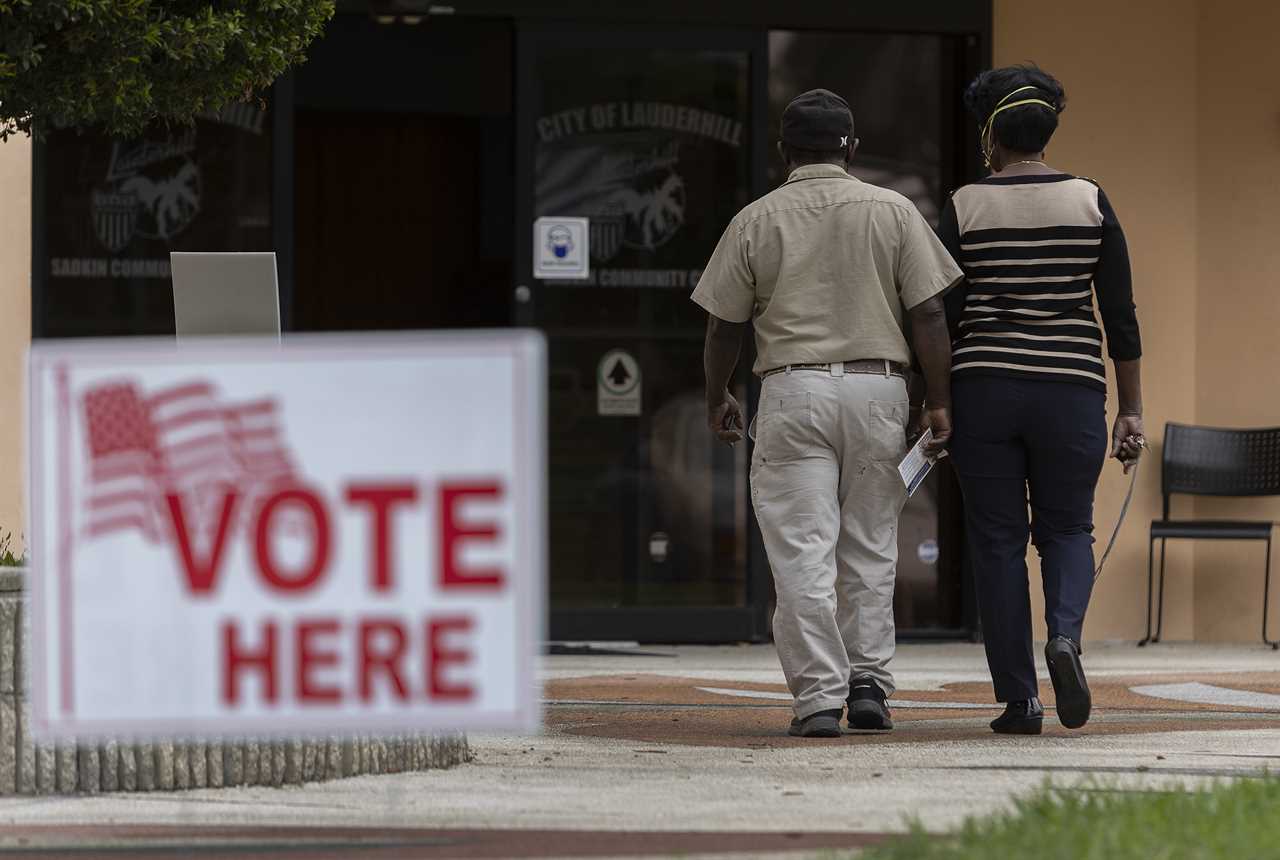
[780,89,854,150]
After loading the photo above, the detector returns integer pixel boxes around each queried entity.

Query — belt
[760,359,908,380]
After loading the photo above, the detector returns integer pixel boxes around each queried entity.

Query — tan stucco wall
[0,136,30,556]
[997,0,1280,642]
[995,0,1201,641]
[1191,1,1280,641]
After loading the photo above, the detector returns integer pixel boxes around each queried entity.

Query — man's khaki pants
[750,368,909,719]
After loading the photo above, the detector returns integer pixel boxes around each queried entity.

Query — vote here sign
[27,332,545,739]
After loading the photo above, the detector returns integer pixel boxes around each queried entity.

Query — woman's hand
[1111,413,1145,474]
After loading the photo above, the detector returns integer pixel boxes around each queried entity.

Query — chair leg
[1264,536,1277,651]
[1154,538,1168,643]
[1139,535,1156,647]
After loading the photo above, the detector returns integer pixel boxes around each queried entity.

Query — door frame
[26,3,989,644]
[515,13,989,643]
[516,21,769,643]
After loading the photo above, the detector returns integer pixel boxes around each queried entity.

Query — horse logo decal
[91,133,203,252]
[610,171,686,252]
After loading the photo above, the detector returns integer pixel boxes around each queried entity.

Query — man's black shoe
[846,676,893,731]
[787,708,843,738]
[1046,635,1092,729]
[990,698,1044,734]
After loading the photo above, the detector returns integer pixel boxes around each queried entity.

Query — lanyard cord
[1094,460,1140,581]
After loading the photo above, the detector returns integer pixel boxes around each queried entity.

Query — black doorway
[290,14,514,332]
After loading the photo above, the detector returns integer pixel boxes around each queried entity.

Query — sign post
[27,332,545,739]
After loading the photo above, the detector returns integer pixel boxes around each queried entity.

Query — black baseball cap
[780,89,855,150]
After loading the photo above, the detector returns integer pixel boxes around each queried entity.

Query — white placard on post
[170,251,282,338]
[533,216,590,280]
[27,332,545,739]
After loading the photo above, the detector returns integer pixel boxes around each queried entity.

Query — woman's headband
[982,85,1058,142]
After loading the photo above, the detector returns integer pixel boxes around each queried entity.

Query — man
[692,89,960,738]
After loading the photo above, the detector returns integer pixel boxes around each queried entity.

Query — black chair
[1141,423,1280,649]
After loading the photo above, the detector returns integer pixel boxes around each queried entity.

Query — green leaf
[0,0,334,138]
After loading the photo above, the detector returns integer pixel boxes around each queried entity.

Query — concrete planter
[0,568,467,795]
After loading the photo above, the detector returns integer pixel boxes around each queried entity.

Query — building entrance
[290,14,514,333]
[30,2,991,644]
[293,111,511,331]
[516,25,765,641]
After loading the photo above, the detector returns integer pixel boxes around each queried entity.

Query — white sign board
[170,252,281,338]
[533,216,589,280]
[28,332,545,739]
[597,349,641,416]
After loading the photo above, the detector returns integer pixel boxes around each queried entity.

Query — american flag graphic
[81,379,297,541]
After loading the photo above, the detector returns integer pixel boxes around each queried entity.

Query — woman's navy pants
[949,375,1108,703]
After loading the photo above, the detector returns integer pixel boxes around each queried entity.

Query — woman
[937,65,1145,734]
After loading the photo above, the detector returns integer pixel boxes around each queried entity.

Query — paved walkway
[0,642,1278,858]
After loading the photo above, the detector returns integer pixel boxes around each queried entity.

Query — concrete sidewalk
[0,642,1277,857]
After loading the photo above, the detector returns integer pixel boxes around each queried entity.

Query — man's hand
[1111,413,1145,474]
[907,294,953,456]
[702,314,748,444]
[707,391,745,444]
[922,405,951,457]
[907,403,924,445]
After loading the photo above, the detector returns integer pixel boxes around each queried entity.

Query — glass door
[515,25,765,642]
[767,29,975,634]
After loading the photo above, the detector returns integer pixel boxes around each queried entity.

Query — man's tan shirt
[692,163,962,376]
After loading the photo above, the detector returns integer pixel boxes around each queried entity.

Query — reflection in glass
[531,43,752,610]
[768,32,946,224]
[39,104,274,337]
[769,31,964,630]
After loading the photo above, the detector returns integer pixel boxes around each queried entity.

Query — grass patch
[0,530,25,567]
[861,777,1280,860]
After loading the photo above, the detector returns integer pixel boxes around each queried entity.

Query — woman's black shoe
[990,698,1044,734]
[1046,635,1092,729]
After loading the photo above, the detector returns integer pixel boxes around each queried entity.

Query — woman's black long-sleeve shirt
[937,173,1141,392]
